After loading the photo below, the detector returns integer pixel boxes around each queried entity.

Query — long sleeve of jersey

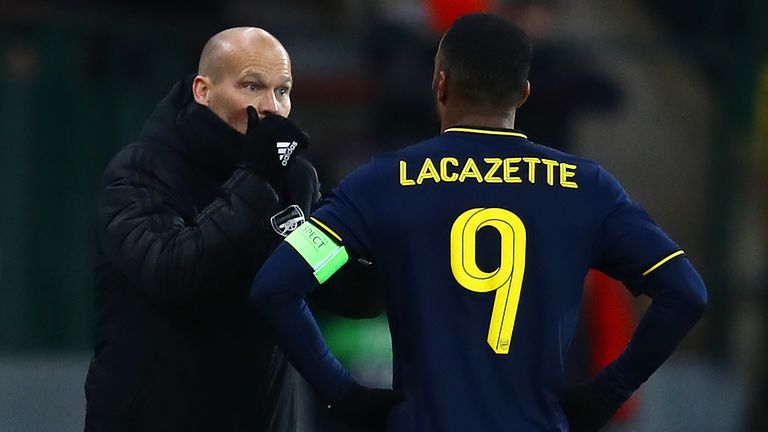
[249,164,379,402]
[595,257,706,402]
[590,167,707,402]
[249,241,357,402]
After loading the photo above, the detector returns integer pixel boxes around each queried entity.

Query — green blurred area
[0,22,193,350]
[323,315,391,363]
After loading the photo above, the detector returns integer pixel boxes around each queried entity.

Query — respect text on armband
[301,223,327,249]
[285,220,349,284]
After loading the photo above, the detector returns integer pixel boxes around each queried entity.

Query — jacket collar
[140,75,245,181]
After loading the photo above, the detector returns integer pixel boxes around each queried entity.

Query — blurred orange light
[425,0,490,35]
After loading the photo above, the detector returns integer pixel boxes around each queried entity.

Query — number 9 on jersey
[450,208,527,354]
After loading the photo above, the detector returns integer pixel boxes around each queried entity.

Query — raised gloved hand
[560,380,625,432]
[268,156,321,238]
[328,384,403,432]
[240,106,309,186]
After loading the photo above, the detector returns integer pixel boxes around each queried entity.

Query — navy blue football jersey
[311,127,682,431]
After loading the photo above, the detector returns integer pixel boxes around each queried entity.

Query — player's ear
[193,75,212,106]
[516,80,531,109]
[436,70,449,106]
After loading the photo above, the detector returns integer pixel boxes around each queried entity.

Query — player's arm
[562,256,706,431]
[249,220,399,431]
[249,227,354,399]
[280,156,384,319]
[249,163,400,430]
[561,169,707,432]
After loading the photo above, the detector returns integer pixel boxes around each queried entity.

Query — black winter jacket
[85,78,303,432]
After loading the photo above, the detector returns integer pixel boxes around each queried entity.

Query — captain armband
[285,220,349,284]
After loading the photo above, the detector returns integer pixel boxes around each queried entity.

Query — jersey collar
[442,125,528,140]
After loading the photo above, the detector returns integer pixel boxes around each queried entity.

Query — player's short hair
[439,13,533,109]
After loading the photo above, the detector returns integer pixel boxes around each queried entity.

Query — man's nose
[256,92,279,117]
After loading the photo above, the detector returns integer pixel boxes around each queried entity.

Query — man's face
[202,40,292,134]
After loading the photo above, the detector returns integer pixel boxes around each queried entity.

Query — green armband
[285,221,349,284]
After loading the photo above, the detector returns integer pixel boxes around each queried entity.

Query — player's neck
[441,108,517,132]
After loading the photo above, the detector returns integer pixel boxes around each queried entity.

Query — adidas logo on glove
[277,141,299,166]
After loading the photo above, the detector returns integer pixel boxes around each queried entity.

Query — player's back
[313,126,673,431]
[371,128,614,431]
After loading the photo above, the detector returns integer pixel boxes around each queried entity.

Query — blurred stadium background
[0,0,765,430]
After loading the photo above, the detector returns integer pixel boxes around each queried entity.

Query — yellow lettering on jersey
[401,156,579,189]
[523,157,540,183]
[542,159,558,186]
[440,157,460,182]
[399,160,416,186]
[483,158,503,183]
[560,163,578,188]
[417,158,441,184]
[459,158,484,183]
[503,157,523,183]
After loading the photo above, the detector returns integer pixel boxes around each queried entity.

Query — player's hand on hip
[559,381,624,432]
[328,384,403,432]
[240,106,309,186]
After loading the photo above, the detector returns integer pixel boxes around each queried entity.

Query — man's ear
[517,80,531,109]
[192,75,211,106]
[436,70,449,107]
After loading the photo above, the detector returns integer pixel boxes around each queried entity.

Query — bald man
[194,28,293,134]
[84,27,377,432]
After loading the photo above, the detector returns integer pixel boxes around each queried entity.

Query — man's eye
[246,83,259,91]
[277,88,289,96]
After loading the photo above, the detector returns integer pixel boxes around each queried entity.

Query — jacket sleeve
[97,147,283,309]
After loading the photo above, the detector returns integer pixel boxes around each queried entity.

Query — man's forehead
[239,67,293,83]
[221,45,292,80]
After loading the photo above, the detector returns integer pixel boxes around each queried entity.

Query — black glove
[240,106,309,185]
[266,156,321,238]
[279,156,321,217]
[328,384,403,432]
[560,380,624,432]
